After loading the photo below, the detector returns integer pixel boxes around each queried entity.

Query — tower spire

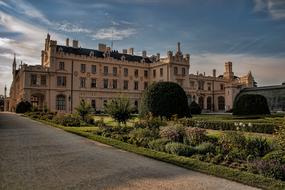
[12,53,17,77]
[4,85,7,98]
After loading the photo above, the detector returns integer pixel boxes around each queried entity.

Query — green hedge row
[193,120,277,134]
[28,117,285,190]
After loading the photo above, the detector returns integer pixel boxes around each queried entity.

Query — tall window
[57,76,66,87]
[104,66,108,76]
[182,68,186,76]
[91,65,96,74]
[81,64,86,73]
[124,68,128,77]
[207,83,211,91]
[218,96,225,110]
[113,67,117,76]
[41,75,46,86]
[160,68,163,77]
[174,67,178,75]
[220,84,224,90]
[207,97,212,110]
[59,62,65,70]
[123,80,128,90]
[56,95,66,111]
[103,79,108,88]
[31,74,37,85]
[134,69,139,78]
[91,99,96,110]
[113,79,117,89]
[134,81,139,90]
[91,78,96,88]
[144,82,148,89]
[144,70,148,77]
[153,70,156,78]
[80,77,86,88]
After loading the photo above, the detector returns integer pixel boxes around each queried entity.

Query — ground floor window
[56,95,66,111]
[218,96,225,110]
[207,97,212,110]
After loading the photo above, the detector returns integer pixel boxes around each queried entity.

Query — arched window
[207,97,212,110]
[198,97,204,109]
[218,96,225,110]
[56,95,66,111]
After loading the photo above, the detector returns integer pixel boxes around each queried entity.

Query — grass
[27,116,285,190]
[93,115,139,127]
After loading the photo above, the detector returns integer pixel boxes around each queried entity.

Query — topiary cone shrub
[233,94,270,116]
[140,82,191,118]
[15,101,32,113]
[189,101,202,114]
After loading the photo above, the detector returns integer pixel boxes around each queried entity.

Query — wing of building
[5,34,256,113]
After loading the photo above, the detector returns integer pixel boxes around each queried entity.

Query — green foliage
[53,114,81,126]
[148,138,170,152]
[128,128,159,147]
[15,101,32,113]
[248,160,285,181]
[263,150,285,164]
[104,96,133,125]
[140,82,191,118]
[195,142,215,155]
[233,94,270,116]
[84,114,95,125]
[177,117,195,127]
[276,118,285,151]
[75,99,92,121]
[134,113,166,129]
[159,125,186,142]
[193,120,277,134]
[184,127,207,146]
[189,101,202,115]
[165,142,195,156]
[245,137,272,157]
[218,131,247,153]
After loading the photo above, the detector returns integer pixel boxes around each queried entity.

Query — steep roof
[56,45,152,63]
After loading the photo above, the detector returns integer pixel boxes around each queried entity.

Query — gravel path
[0,112,260,190]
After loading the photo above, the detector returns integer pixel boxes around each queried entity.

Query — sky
[0,0,285,95]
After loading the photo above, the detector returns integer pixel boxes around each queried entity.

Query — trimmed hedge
[16,101,32,113]
[140,82,191,118]
[189,101,202,115]
[233,94,270,116]
[193,120,277,134]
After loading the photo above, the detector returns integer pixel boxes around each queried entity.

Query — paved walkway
[0,112,259,190]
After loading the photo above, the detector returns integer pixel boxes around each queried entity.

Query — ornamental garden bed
[24,112,285,190]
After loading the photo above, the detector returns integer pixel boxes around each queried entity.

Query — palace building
[4,34,255,113]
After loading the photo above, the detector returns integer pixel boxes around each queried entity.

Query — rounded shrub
[140,82,191,118]
[159,125,186,142]
[189,101,202,115]
[233,94,270,116]
[148,138,170,152]
[128,128,159,147]
[165,142,195,156]
[15,101,32,113]
[195,142,215,155]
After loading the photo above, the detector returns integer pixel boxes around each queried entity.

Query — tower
[12,53,16,78]
[224,61,234,81]
[4,85,7,98]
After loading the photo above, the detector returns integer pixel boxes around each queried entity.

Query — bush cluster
[53,114,81,127]
[16,101,32,113]
[184,127,207,146]
[165,142,195,156]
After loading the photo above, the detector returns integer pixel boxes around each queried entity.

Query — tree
[140,82,191,118]
[0,95,4,111]
[15,101,32,113]
[189,101,202,114]
[104,96,133,126]
[233,94,270,115]
[75,99,92,121]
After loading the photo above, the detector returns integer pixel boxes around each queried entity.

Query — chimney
[213,69,216,77]
[98,43,107,52]
[66,38,69,46]
[72,40,79,48]
[177,42,181,53]
[142,50,147,57]
[128,48,134,55]
[122,49,127,54]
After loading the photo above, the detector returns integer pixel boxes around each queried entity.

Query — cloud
[253,0,285,20]
[54,21,92,33]
[92,27,136,40]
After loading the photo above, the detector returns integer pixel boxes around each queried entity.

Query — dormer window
[58,47,63,52]
[121,55,126,61]
[89,51,94,56]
